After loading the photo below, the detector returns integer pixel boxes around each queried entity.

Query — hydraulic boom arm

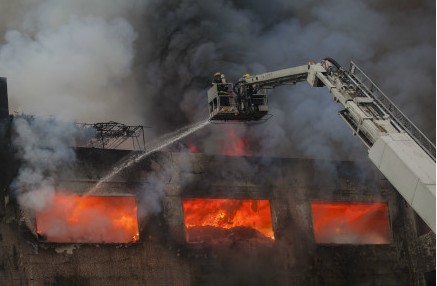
[207,58,436,232]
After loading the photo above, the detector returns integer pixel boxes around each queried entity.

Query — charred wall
[0,149,435,286]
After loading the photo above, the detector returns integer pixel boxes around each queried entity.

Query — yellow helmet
[243,73,251,78]
[214,72,221,77]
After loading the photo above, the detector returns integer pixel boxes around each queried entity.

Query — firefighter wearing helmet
[212,72,228,95]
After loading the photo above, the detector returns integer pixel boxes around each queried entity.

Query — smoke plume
[11,116,92,211]
[0,0,141,124]
[137,152,195,219]
[0,0,434,161]
[134,0,435,160]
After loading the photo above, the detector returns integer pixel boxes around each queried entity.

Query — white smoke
[0,0,434,212]
[0,0,433,160]
[137,174,166,219]
[137,153,195,219]
[11,116,92,211]
[0,1,140,124]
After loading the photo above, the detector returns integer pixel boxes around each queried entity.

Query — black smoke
[0,0,434,160]
[133,0,435,160]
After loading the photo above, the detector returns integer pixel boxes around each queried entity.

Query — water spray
[87,119,209,195]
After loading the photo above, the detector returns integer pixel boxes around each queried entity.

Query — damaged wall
[0,149,435,286]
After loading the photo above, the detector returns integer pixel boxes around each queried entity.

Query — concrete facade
[0,148,435,286]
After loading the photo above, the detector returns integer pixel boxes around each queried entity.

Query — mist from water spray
[87,119,210,195]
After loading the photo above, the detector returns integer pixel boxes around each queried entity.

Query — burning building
[0,0,434,283]
[0,78,434,286]
[0,146,435,285]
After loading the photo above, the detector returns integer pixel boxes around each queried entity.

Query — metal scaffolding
[77,121,148,150]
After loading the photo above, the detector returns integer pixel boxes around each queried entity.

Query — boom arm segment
[244,65,308,88]
[207,59,436,232]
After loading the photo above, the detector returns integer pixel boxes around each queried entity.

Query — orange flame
[188,143,198,153]
[36,193,139,243]
[182,199,274,243]
[223,127,250,156]
[311,202,391,244]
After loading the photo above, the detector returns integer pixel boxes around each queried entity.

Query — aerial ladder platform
[208,58,436,232]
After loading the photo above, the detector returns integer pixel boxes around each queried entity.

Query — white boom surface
[242,60,436,232]
[369,134,435,231]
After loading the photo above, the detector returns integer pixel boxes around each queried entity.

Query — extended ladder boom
[207,58,436,232]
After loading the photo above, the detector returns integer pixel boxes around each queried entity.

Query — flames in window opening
[222,128,251,156]
[182,199,274,243]
[36,193,139,243]
[311,202,391,244]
